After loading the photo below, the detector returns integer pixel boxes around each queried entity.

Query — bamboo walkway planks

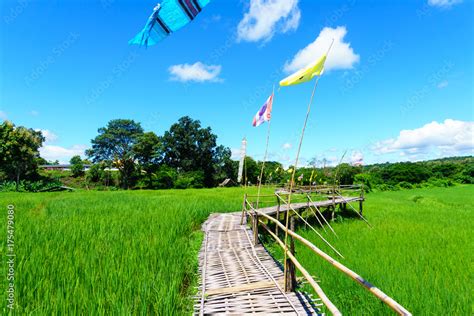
[194,213,321,315]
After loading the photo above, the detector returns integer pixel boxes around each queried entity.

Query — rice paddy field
[0,185,472,315]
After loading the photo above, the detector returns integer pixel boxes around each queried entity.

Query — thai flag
[252,94,273,127]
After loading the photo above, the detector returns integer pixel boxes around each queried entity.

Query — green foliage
[133,132,162,188]
[0,186,275,314]
[260,161,284,184]
[155,166,176,189]
[397,181,413,189]
[263,185,473,315]
[0,179,62,192]
[242,156,259,185]
[69,155,85,177]
[1,186,471,314]
[334,163,361,185]
[213,145,237,185]
[380,162,432,184]
[87,163,105,183]
[354,173,373,191]
[87,119,143,189]
[0,121,45,190]
[175,171,205,189]
[161,116,232,187]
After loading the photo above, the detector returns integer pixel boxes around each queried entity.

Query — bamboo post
[253,213,259,245]
[258,219,341,315]
[255,210,411,316]
[359,184,364,215]
[240,193,247,225]
[276,195,280,235]
[285,216,296,292]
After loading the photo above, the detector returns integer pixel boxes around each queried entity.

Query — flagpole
[256,85,275,209]
[283,40,334,284]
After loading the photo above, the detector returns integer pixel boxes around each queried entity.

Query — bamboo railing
[243,193,412,316]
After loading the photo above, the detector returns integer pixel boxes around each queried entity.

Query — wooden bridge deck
[259,196,363,216]
[194,213,321,315]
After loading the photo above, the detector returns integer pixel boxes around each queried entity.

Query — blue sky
[1,0,473,165]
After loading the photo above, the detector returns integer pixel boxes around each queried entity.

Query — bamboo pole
[256,87,275,209]
[283,40,335,284]
[274,194,344,258]
[255,209,412,316]
[306,194,338,237]
[259,220,342,315]
[240,193,247,225]
[334,191,372,228]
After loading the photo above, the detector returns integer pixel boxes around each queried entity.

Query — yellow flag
[279,55,326,87]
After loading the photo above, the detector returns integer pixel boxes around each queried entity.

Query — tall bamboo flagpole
[256,85,275,209]
[283,40,335,284]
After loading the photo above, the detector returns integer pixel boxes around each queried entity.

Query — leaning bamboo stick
[255,209,412,316]
[306,194,338,237]
[259,220,342,316]
[274,194,344,258]
[334,191,372,228]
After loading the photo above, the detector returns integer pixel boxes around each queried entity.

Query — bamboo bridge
[194,185,411,315]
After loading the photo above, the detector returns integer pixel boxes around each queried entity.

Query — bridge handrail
[244,199,341,315]
[245,199,412,316]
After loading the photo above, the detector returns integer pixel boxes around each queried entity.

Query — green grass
[0,186,472,314]
[0,187,271,315]
[263,185,474,315]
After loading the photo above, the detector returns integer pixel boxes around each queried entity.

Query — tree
[161,116,230,187]
[334,163,361,185]
[133,132,162,188]
[0,121,44,191]
[243,156,259,185]
[380,162,432,184]
[70,155,84,177]
[86,119,143,189]
[213,145,237,185]
[258,161,283,184]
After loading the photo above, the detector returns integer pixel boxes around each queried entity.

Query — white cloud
[428,0,462,8]
[0,110,7,120]
[231,147,242,160]
[351,150,364,166]
[35,129,58,143]
[39,144,88,164]
[373,119,474,157]
[168,62,222,83]
[437,80,449,89]
[284,26,360,73]
[282,142,292,150]
[29,110,39,116]
[237,0,300,43]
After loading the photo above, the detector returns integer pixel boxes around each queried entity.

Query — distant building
[39,164,92,171]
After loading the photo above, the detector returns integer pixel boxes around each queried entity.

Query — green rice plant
[0,185,472,314]
[0,187,271,315]
[263,185,473,315]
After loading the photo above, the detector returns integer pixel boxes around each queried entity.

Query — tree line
[1,118,472,192]
[0,117,237,190]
